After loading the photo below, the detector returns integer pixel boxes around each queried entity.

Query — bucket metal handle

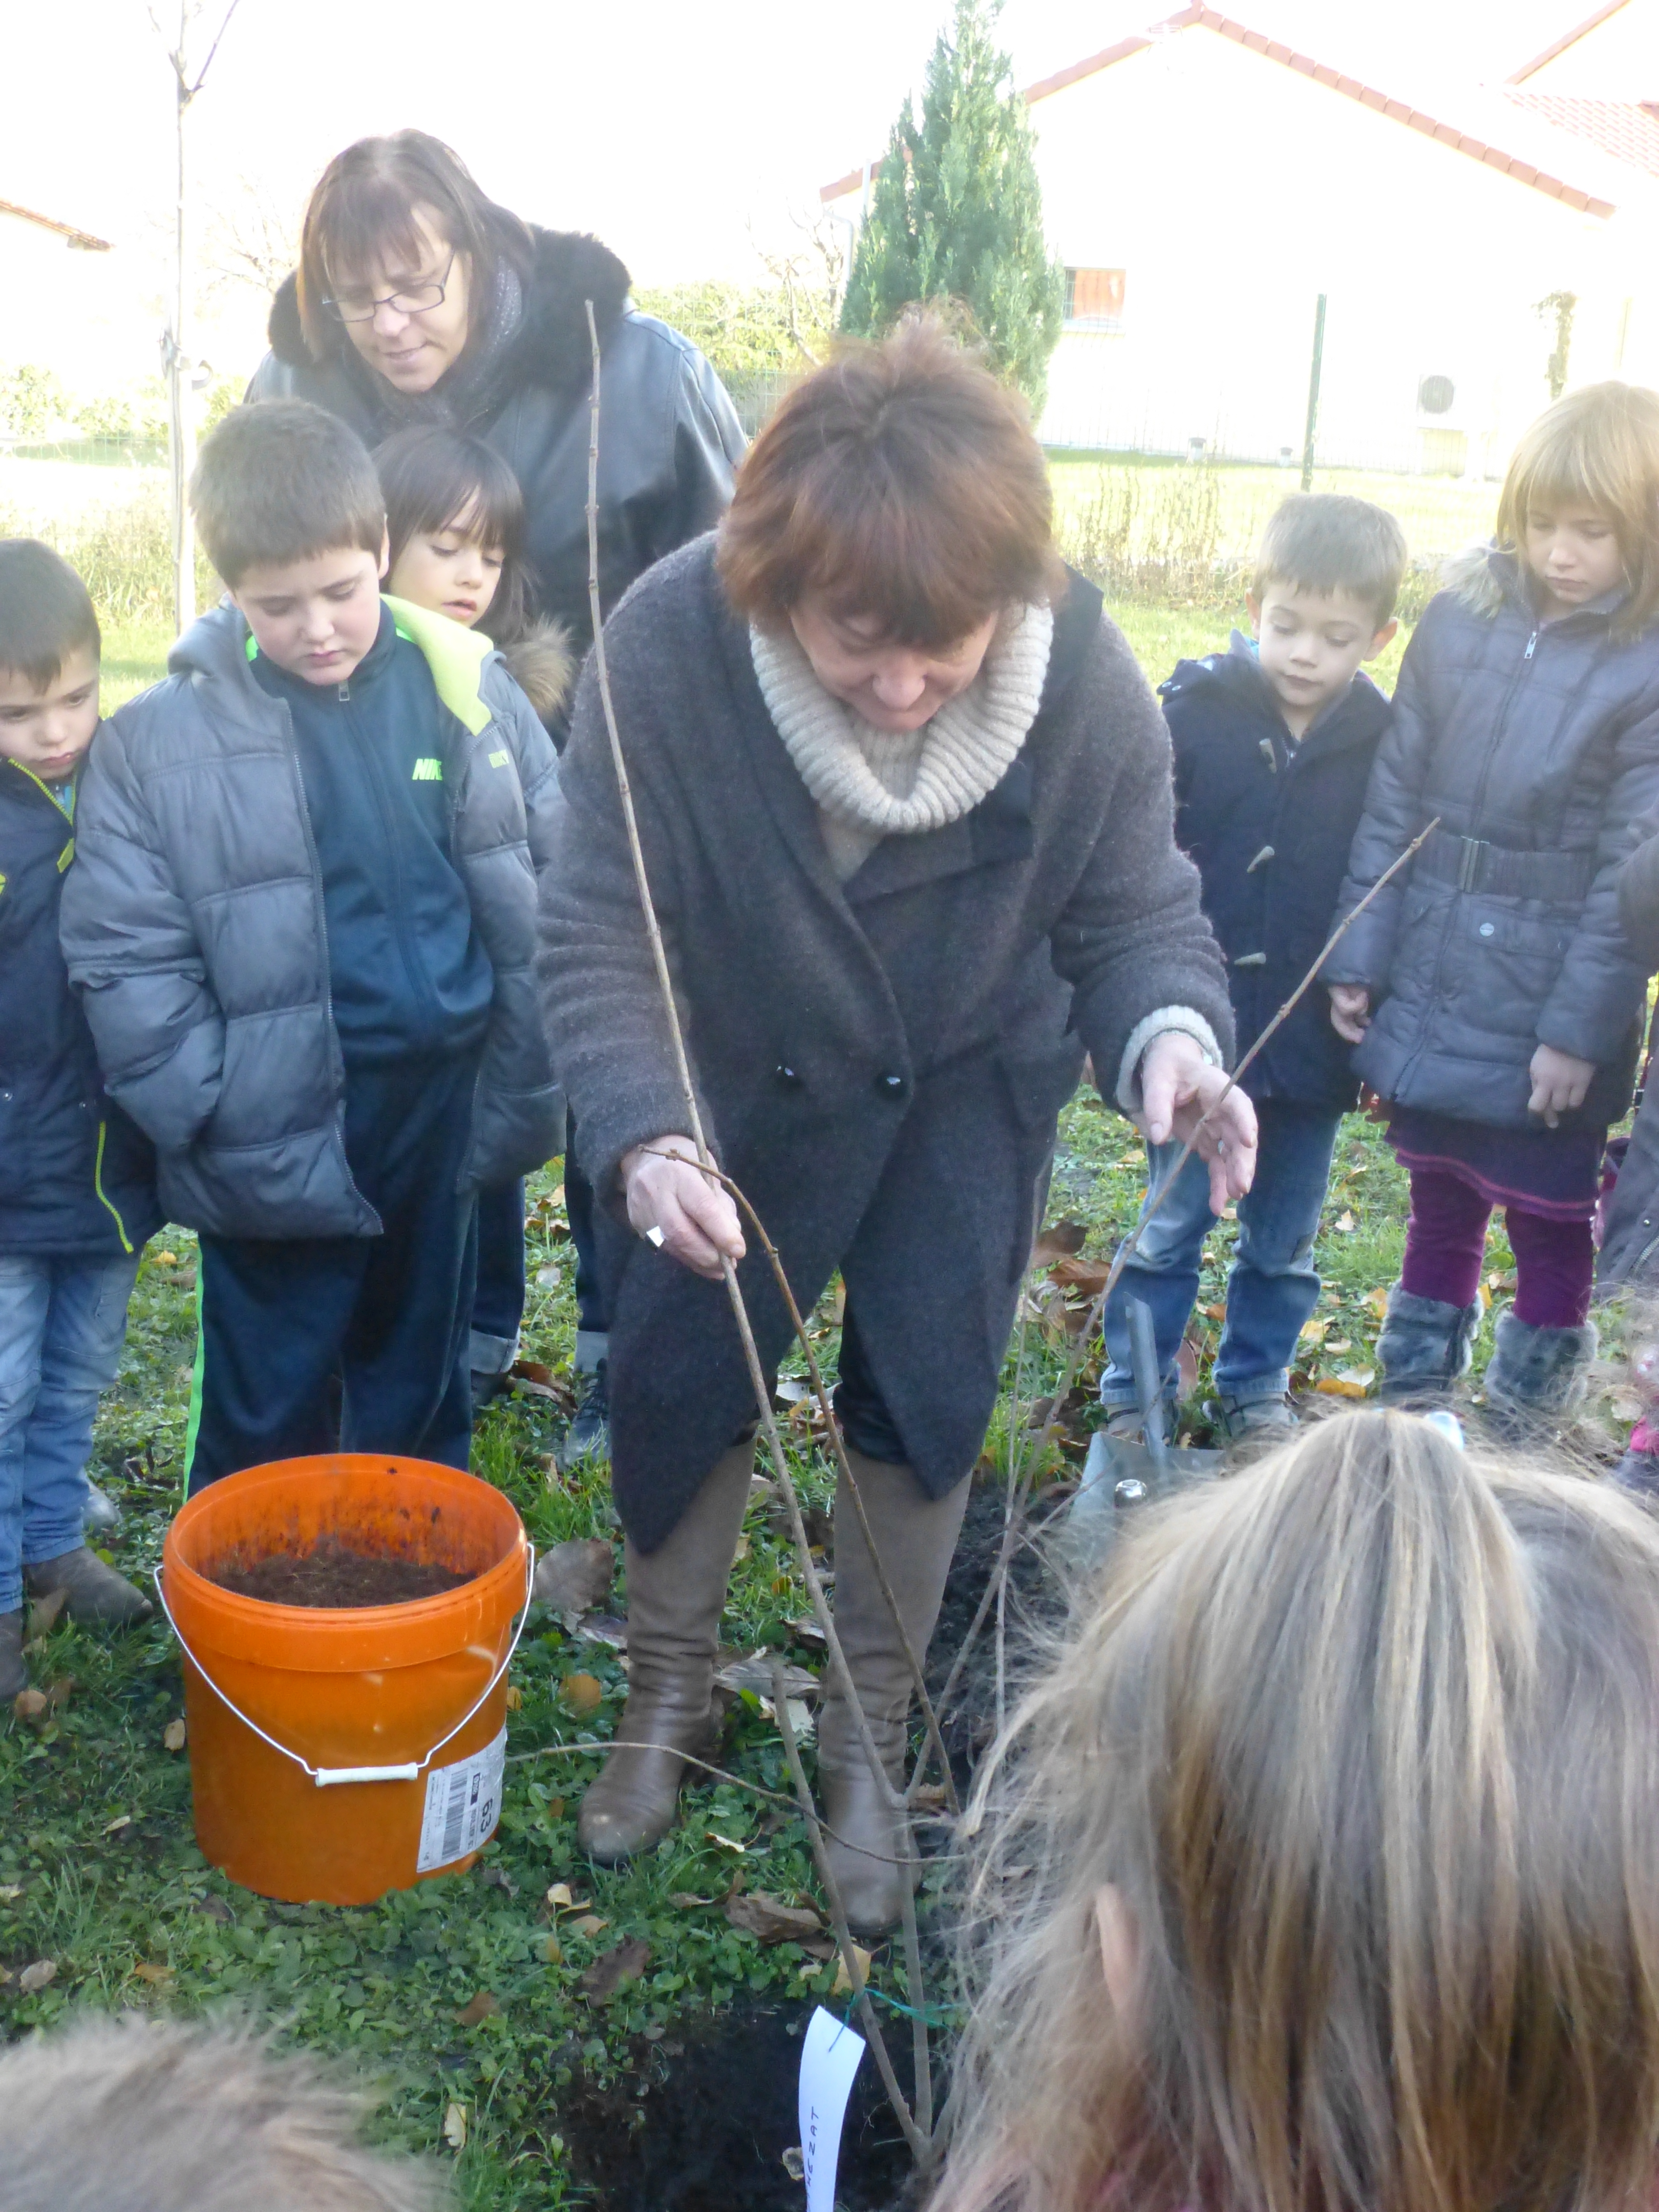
[152,1543,536,1788]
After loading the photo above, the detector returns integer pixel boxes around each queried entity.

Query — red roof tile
[1505,92,1659,176]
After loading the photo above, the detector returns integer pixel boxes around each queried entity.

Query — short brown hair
[0,2016,448,2212]
[296,132,531,362]
[937,1411,1659,2212]
[0,538,100,689]
[193,401,385,587]
[1253,493,1408,625]
[718,318,1063,648]
[1495,380,1659,637]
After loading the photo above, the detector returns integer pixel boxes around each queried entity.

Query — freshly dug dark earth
[207,1540,474,1608]
[555,1999,916,2211]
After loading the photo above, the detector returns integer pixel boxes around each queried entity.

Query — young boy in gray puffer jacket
[60,402,563,1489]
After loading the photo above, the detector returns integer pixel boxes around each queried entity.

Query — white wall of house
[1025,32,1659,471]
[1522,6,1659,94]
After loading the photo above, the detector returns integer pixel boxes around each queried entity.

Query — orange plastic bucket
[159,1455,531,1905]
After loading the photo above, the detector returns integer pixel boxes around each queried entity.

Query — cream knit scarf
[750,603,1055,881]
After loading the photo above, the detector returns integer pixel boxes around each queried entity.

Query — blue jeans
[1100,1100,1340,1411]
[0,1251,142,1612]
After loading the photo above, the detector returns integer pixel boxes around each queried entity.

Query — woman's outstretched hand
[1528,1043,1596,1129]
[1139,1033,1258,1215]
[621,1138,747,1280]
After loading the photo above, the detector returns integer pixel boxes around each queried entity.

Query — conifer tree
[840,0,1064,414]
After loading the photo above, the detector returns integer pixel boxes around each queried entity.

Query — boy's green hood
[171,597,496,737]
[381,594,493,735]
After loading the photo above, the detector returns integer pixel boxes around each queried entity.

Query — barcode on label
[416,1728,507,1874]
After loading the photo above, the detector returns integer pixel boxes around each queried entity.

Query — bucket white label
[416,1727,507,1873]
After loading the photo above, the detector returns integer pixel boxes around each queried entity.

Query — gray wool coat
[1327,549,1659,1130]
[59,602,564,1242]
[537,537,1235,1552]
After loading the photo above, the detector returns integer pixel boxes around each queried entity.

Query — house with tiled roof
[823,2,1659,474]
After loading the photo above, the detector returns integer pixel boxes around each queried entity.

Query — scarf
[750,602,1054,881]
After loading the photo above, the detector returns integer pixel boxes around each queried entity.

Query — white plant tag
[798,2005,866,2212]
[416,1727,506,1873]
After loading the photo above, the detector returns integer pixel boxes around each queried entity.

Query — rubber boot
[1483,1310,1598,1439]
[0,1611,25,1701]
[24,1547,153,1626]
[816,1450,971,1935]
[1376,1286,1482,1405]
[578,1439,754,1863]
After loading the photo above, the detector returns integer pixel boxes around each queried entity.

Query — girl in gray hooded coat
[1325,384,1659,1422]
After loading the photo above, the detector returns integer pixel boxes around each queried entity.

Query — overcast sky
[4,0,1590,296]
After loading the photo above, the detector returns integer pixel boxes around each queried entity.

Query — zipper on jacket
[93,1118,134,1254]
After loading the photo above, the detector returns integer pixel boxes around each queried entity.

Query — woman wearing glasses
[249,130,745,1444]
[248,130,744,662]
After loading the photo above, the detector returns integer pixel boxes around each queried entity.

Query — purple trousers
[1399,1166,1594,1328]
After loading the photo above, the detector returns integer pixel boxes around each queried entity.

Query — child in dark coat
[1099,495,1403,1438]
[1328,382,1659,1423]
[0,542,160,1699]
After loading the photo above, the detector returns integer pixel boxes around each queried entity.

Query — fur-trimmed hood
[501,618,575,725]
[266,224,633,398]
[1443,540,1630,629]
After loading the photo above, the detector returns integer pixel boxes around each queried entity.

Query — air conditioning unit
[1415,369,1471,476]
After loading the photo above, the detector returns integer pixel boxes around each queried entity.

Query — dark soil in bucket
[206,1539,475,1608]
[554,1998,917,2211]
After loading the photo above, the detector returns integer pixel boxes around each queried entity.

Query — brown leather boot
[816,1450,970,1933]
[578,1440,755,1863]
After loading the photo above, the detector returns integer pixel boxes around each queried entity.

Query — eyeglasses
[322,251,456,325]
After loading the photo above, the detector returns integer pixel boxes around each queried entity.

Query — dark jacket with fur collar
[247,227,746,677]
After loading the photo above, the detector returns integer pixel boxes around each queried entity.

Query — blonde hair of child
[0,2016,450,2212]
[1495,380,1659,635]
[930,1411,1659,2212]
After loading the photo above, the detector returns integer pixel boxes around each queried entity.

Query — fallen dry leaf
[193,1895,232,1924]
[102,1813,132,1836]
[1366,1286,1390,1317]
[26,1588,67,1637]
[0,1883,24,1903]
[12,1688,48,1723]
[545,1882,575,1909]
[725,1891,825,1945]
[503,1685,523,1712]
[559,1672,604,1714]
[534,1538,614,1618]
[1315,1370,1374,1400]
[455,1991,500,2027]
[133,1961,172,1986]
[1030,1219,1088,1267]
[156,1250,179,1266]
[542,1936,563,1965]
[581,1936,650,2003]
[715,1652,819,1701]
[19,1960,57,1994]
[41,1676,74,1713]
[830,1944,870,1997]
[1334,1210,1356,1233]
[162,1717,186,1752]
[570,1913,608,1938]
[709,1832,748,1855]
[513,1358,556,1386]
[442,2102,467,2152]
[669,1892,714,1909]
